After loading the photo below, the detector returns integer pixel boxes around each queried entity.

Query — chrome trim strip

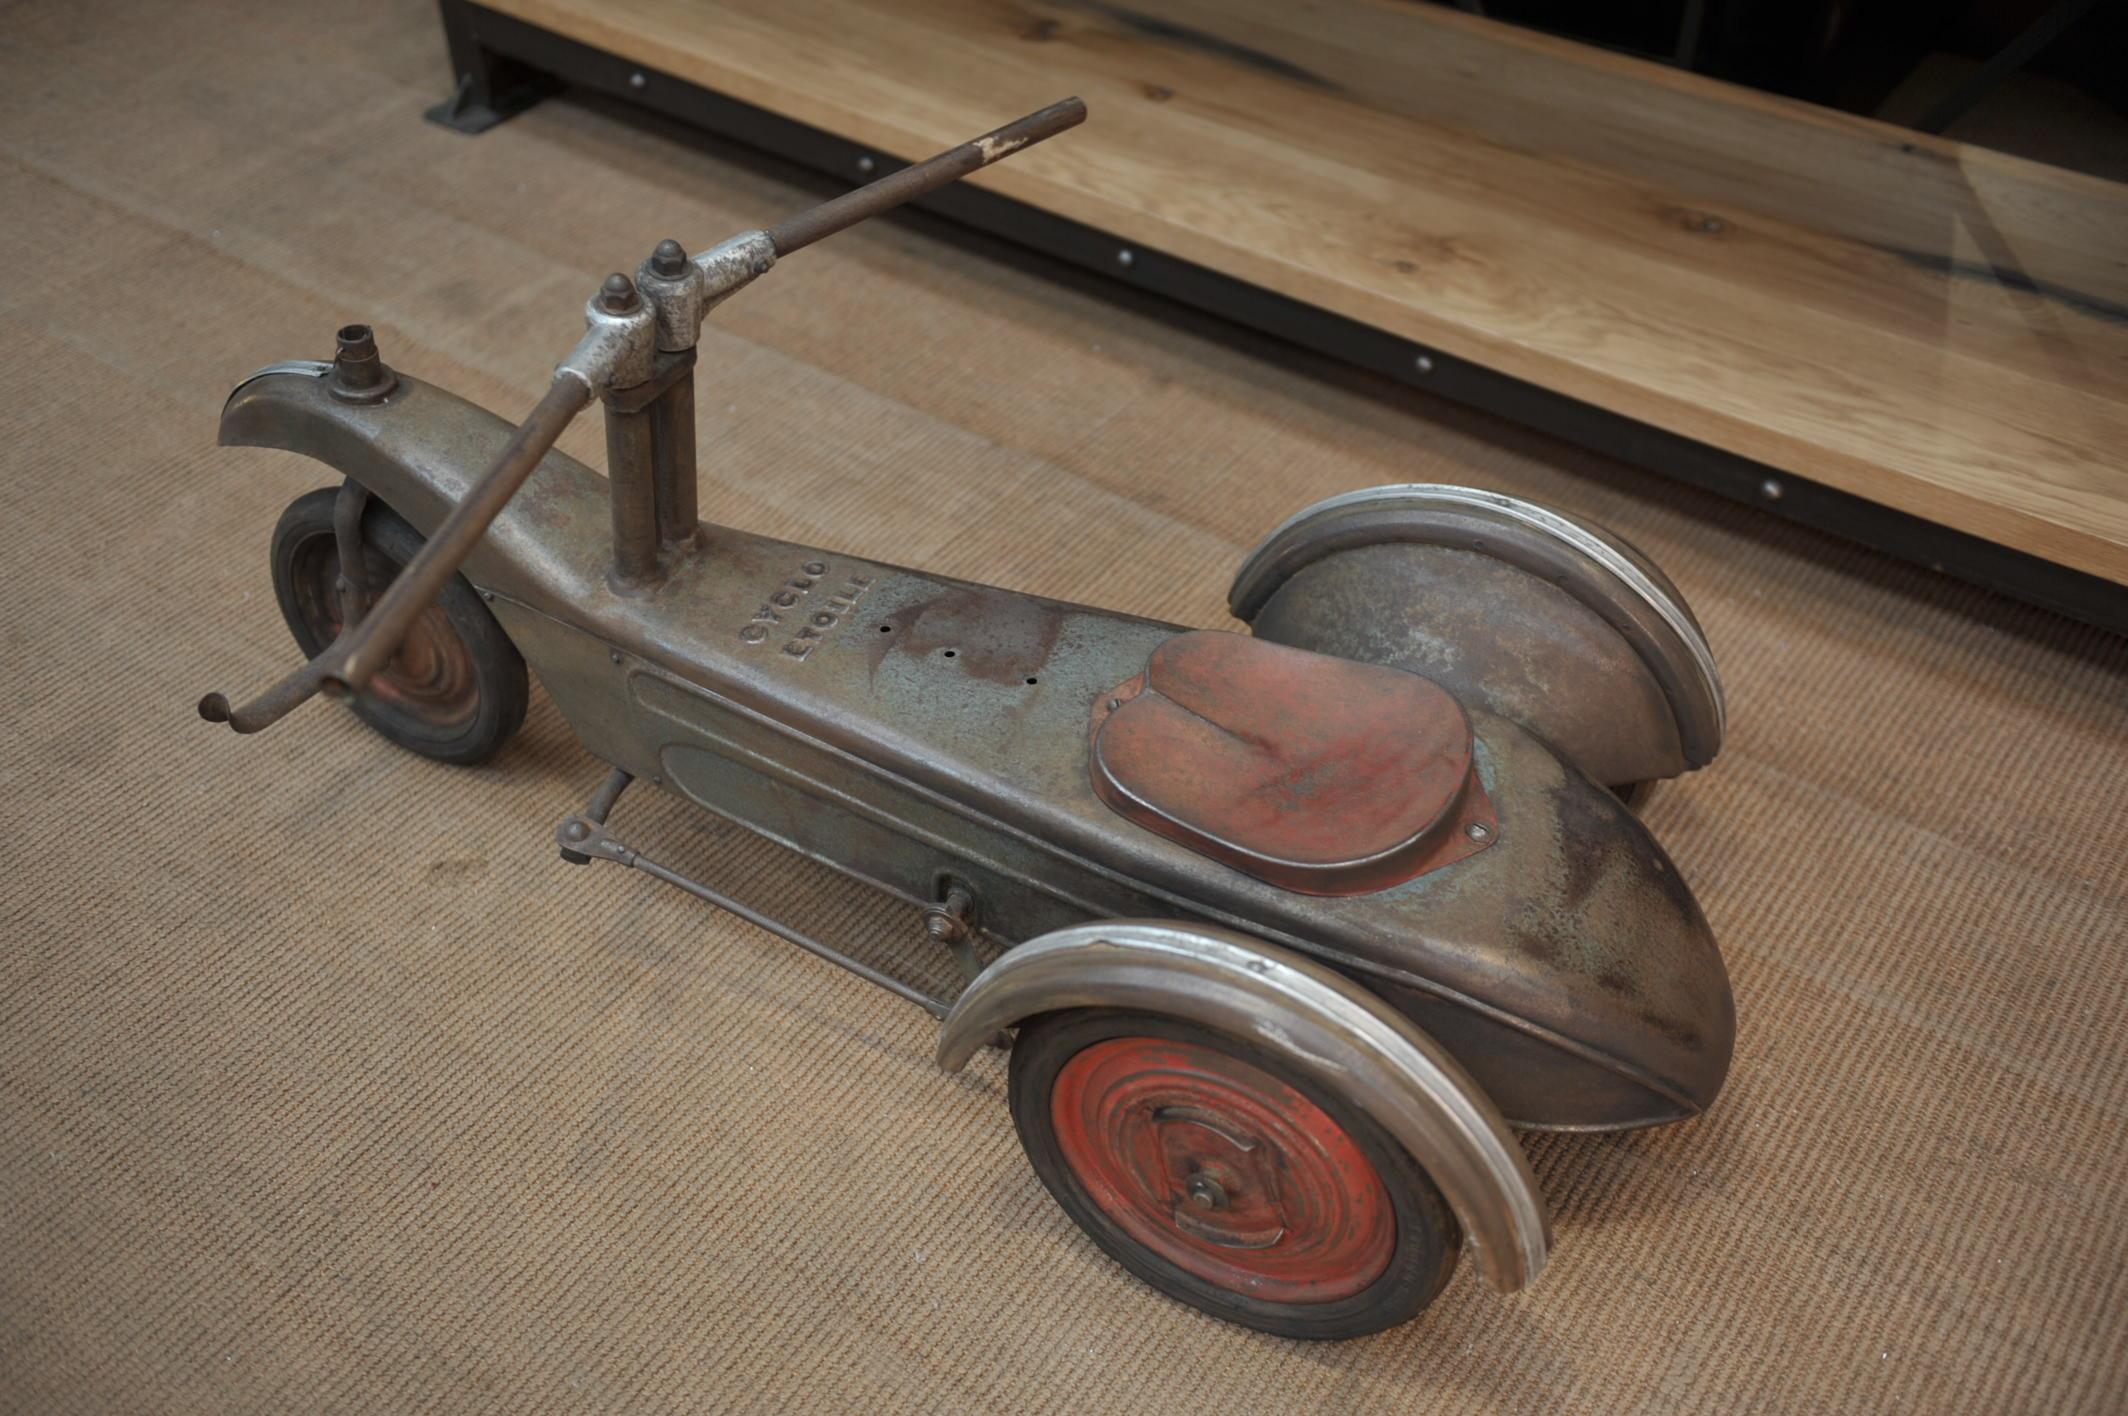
[235,358,332,386]
[221,360,331,412]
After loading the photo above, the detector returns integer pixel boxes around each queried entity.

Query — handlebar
[200,97,1086,738]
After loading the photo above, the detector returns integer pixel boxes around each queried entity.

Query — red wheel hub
[1050,1036,1395,1304]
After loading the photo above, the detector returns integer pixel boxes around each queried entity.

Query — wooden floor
[491,0,2128,586]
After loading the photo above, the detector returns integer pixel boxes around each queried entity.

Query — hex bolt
[1185,1174,1227,1210]
[922,884,978,946]
[597,272,640,314]
[649,238,688,279]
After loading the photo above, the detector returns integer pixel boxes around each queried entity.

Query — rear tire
[1009,1008,1461,1339]
[270,486,528,764]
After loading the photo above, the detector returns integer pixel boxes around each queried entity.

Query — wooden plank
[484,0,2128,585]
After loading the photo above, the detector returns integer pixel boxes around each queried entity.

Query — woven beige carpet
[3,2,2125,1411]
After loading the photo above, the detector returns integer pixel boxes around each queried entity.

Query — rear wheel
[1009,1009,1461,1339]
[270,486,527,764]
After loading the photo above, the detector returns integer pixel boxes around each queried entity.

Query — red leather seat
[1089,631,1495,895]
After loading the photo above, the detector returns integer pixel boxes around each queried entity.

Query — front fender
[938,921,1550,1293]
[218,361,613,615]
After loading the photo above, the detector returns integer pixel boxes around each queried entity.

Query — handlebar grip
[764,97,1085,257]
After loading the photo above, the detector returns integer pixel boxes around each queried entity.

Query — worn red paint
[1051,1036,1395,1303]
[1089,631,1495,895]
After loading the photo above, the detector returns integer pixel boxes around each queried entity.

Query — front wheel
[1009,1009,1462,1339]
[270,486,528,764]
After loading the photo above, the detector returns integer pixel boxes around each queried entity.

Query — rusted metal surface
[1088,631,1495,895]
[1049,1034,1396,1302]
[216,366,1732,1131]
[939,923,1549,1291]
[1231,485,1725,788]
[763,97,1086,257]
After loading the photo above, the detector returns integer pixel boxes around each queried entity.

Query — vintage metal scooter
[200,99,1733,1340]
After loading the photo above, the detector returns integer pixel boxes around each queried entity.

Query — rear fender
[938,920,1550,1292]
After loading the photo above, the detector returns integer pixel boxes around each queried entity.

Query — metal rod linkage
[762,97,1085,258]
[555,805,953,1019]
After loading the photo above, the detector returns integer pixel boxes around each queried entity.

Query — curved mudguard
[218,360,607,618]
[938,921,1551,1293]
[1230,485,1725,789]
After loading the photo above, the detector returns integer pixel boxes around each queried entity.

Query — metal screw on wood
[1760,478,1784,502]
[628,71,646,89]
[1415,353,1435,374]
[1116,248,1134,268]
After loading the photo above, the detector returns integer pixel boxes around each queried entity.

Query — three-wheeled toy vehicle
[200,99,1733,1339]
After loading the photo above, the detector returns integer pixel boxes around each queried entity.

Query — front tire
[270,486,528,764]
[1009,1009,1462,1339]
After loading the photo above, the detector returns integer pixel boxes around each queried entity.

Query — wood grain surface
[486,0,2128,585]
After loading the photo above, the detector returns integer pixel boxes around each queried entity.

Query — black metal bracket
[424,0,559,133]
[425,0,2127,637]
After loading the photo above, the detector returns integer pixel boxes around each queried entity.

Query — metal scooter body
[201,99,1734,1339]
